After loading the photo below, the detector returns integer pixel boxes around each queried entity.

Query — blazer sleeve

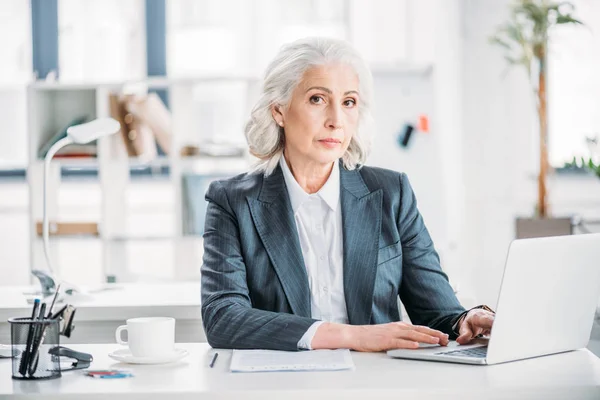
[397,173,466,338]
[201,180,318,350]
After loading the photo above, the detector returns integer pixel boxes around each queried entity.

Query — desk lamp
[32,118,120,297]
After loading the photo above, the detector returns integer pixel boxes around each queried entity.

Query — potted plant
[490,0,583,237]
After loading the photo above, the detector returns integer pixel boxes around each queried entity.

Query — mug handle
[115,325,128,345]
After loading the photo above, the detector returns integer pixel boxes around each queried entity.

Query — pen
[50,304,68,320]
[209,352,219,368]
[28,303,47,376]
[46,284,61,318]
[19,299,40,376]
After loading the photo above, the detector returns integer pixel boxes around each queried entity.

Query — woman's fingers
[392,338,420,349]
[471,312,494,330]
[401,329,442,344]
[457,322,474,345]
[412,325,450,343]
[393,323,449,345]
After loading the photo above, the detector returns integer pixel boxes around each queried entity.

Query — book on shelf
[37,115,90,159]
[35,221,99,236]
[109,92,172,160]
[125,92,172,155]
[53,144,97,158]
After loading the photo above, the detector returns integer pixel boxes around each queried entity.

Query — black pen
[19,299,40,376]
[50,304,67,320]
[46,284,61,318]
[209,352,219,368]
[28,303,47,376]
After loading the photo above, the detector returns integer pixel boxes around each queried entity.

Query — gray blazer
[201,163,465,351]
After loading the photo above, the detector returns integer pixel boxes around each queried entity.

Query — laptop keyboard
[434,346,488,358]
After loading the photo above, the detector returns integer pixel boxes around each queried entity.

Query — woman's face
[273,63,360,167]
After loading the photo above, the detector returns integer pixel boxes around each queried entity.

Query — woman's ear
[271,104,285,127]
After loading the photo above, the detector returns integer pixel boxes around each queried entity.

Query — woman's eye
[309,95,324,104]
[343,99,356,107]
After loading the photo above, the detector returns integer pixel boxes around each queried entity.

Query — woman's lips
[318,138,342,148]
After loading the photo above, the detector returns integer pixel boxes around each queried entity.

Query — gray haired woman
[201,37,494,351]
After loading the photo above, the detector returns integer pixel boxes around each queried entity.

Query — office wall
[370,0,600,309]
[461,0,534,307]
[462,0,600,307]
[367,0,468,296]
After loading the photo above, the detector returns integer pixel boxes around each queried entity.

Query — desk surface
[1,343,599,400]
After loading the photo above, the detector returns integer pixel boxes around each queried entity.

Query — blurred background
[0,0,598,327]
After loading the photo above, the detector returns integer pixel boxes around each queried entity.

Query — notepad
[230,349,354,372]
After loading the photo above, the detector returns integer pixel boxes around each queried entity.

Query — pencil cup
[8,317,61,380]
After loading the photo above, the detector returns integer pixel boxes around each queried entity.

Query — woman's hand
[349,322,450,352]
[312,321,449,352]
[456,309,495,345]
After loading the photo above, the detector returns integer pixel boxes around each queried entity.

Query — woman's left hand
[456,309,495,345]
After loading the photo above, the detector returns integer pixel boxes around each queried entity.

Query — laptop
[388,233,600,365]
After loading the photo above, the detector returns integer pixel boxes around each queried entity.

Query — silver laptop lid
[487,233,600,364]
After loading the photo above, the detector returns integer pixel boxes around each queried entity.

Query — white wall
[367,0,469,296]
[461,0,600,307]
[370,0,600,309]
[461,0,538,307]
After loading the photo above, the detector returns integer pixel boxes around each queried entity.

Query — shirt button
[319,255,325,261]
[322,286,328,293]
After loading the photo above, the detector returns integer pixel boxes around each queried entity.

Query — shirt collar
[279,155,340,213]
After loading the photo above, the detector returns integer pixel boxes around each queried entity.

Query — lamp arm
[43,136,73,276]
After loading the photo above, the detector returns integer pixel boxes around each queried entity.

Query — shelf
[34,235,203,242]
[28,74,262,91]
[370,63,433,76]
[179,155,249,175]
[32,156,171,168]
[0,83,28,90]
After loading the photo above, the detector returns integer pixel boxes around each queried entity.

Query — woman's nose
[326,105,344,129]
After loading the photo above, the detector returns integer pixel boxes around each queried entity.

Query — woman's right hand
[312,321,449,352]
[348,322,449,352]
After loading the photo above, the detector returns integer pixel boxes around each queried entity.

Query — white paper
[230,349,354,373]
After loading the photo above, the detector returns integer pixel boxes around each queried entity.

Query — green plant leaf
[556,14,582,24]
[489,36,512,50]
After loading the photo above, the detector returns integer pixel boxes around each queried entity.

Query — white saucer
[108,348,189,365]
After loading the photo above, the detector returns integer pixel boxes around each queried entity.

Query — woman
[201,37,494,351]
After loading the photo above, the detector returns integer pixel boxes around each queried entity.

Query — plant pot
[515,217,573,239]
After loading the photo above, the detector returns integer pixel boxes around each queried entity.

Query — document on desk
[230,349,354,373]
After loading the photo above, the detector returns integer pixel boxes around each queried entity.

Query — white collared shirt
[279,156,349,350]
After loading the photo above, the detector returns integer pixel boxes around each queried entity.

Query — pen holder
[8,317,61,380]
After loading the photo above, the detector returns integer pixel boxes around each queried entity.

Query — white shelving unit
[26,77,259,281]
[25,0,438,283]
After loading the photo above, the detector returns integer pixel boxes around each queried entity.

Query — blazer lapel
[247,166,311,318]
[340,165,382,325]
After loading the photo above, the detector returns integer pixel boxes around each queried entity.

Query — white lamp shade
[66,117,120,144]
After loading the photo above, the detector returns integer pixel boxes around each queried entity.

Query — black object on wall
[398,124,415,148]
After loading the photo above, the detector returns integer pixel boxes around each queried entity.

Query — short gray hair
[244,37,374,175]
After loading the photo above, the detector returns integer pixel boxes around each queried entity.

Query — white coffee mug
[115,317,175,357]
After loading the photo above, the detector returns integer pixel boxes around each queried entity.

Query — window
[549,0,600,166]
[0,0,30,167]
[166,0,348,77]
[0,0,31,84]
[58,0,146,82]
[166,0,251,77]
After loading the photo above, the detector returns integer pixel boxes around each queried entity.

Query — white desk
[0,283,203,344]
[1,343,599,400]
